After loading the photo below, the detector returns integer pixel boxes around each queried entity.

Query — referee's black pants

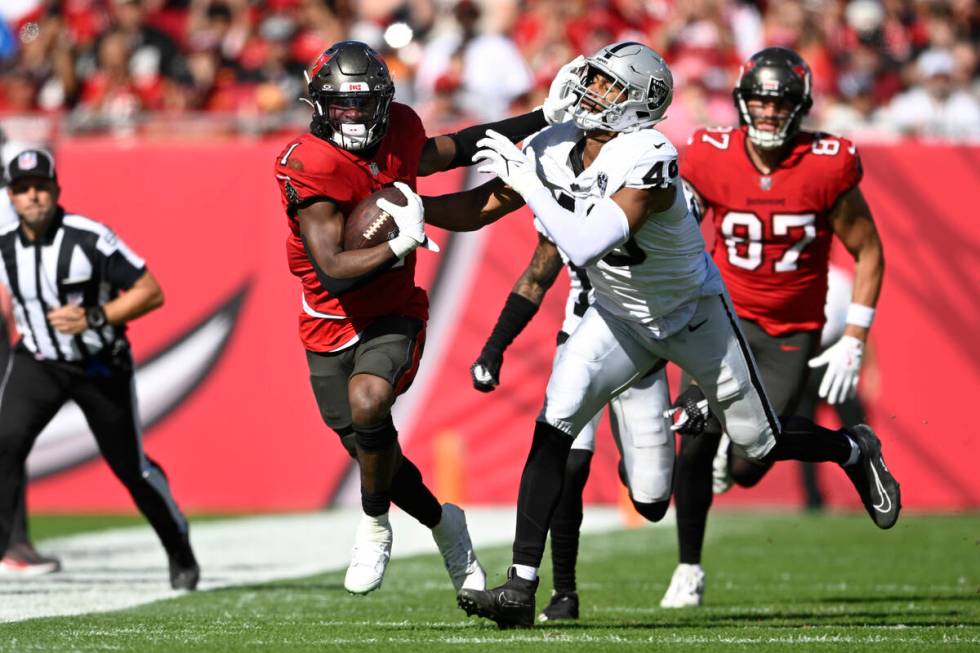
[0,346,190,557]
[0,321,32,548]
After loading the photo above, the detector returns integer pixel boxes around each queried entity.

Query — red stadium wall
[25,139,979,513]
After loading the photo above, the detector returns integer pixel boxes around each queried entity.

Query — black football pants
[0,327,30,547]
[0,346,189,557]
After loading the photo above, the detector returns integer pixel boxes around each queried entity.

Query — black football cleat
[538,590,579,622]
[458,566,538,629]
[843,425,901,529]
[168,535,200,591]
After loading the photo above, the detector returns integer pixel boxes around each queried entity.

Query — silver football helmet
[564,41,673,133]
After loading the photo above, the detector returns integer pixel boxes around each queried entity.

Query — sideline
[0,506,653,623]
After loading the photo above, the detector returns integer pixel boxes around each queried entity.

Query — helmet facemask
[735,91,807,149]
[312,86,393,151]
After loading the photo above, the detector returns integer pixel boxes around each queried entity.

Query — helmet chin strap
[331,123,370,150]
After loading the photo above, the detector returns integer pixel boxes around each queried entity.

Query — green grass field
[2,512,977,652]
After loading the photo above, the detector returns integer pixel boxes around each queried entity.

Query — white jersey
[525,122,723,338]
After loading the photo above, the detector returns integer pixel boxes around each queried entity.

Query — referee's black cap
[6,149,57,184]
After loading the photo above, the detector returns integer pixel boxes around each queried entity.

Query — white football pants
[539,293,779,462]
[553,355,674,504]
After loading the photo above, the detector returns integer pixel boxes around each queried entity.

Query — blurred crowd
[0,0,977,142]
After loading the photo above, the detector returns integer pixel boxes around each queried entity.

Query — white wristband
[845,303,875,328]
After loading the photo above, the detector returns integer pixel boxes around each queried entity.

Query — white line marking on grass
[0,506,638,623]
[272,634,980,646]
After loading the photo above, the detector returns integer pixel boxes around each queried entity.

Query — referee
[0,150,60,575]
[0,149,199,590]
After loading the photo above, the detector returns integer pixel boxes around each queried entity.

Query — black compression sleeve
[482,292,539,356]
[300,235,395,296]
[447,109,548,170]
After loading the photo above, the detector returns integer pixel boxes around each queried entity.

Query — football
[343,186,405,251]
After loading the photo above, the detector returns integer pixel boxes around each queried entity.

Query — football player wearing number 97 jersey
[661,47,892,610]
[412,41,900,629]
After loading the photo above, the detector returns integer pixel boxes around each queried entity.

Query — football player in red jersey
[273,41,576,596]
[660,47,888,608]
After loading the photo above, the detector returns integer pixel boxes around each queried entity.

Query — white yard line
[0,506,640,623]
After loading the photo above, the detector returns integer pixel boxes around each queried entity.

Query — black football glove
[471,349,503,393]
[664,385,711,437]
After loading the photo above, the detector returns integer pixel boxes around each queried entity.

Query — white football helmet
[563,41,673,133]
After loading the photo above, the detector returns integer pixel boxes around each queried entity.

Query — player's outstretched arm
[418,110,549,177]
[472,130,676,266]
[297,198,399,295]
[472,236,563,392]
[421,177,525,232]
[417,57,581,176]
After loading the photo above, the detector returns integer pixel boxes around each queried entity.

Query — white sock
[512,564,538,581]
[364,512,390,532]
[843,437,861,467]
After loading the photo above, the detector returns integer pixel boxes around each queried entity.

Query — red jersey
[681,126,862,336]
[273,102,430,352]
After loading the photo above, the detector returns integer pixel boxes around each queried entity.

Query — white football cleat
[712,433,734,495]
[660,563,705,608]
[344,513,393,595]
[431,503,486,592]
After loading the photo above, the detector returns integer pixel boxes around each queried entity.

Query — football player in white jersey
[470,225,676,622]
[407,42,900,628]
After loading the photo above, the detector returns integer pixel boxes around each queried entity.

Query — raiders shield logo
[759,176,772,191]
[597,172,608,195]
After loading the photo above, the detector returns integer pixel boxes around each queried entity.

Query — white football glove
[807,335,863,405]
[472,130,544,199]
[541,55,585,124]
[376,181,440,258]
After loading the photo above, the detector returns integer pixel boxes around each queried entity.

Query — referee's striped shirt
[0,207,146,362]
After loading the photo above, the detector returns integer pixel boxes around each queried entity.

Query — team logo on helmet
[309,53,332,80]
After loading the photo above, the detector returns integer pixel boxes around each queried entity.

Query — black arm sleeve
[482,292,540,357]
[300,235,396,296]
[447,109,548,170]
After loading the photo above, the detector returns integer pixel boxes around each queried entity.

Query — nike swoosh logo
[688,319,708,332]
[653,143,665,148]
[870,462,892,514]
[26,282,250,479]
